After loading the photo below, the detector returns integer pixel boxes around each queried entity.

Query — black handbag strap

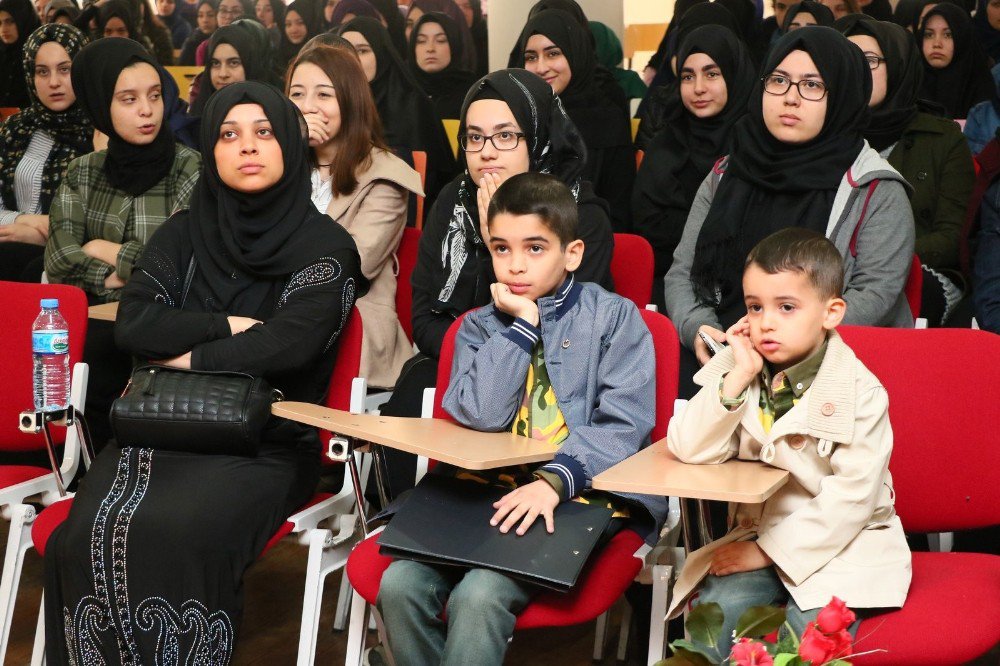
[180,257,195,308]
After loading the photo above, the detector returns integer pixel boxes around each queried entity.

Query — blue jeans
[690,567,862,660]
[376,560,535,666]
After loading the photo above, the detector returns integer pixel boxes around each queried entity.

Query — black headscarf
[782,1,835,31]
[715,0,757,40]
[0,23,92,213]
[513,8,630,149]
[836,13,921,151]
[190,80,364,314]
[408,12,477,118]
[434,68,589,311]
[632,25,755,277]
[71,37,176,197]
[278,0,320,68]
[339,16,456,194]
[690,27,871,323]
[918,3,994,118]
[974,0,1000,61]
[97,0,141,39]
[464,0,487,75]
[192,19,278,116]
[0,0,40,107]
[367,0,408,57]
[407,0,477,71]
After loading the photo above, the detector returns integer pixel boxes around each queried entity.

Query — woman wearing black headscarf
[782,1,836,31]
[367,0,407,57]
[405,0,477,72]
[0,23,91,282]
[44,81,363,665]
[277,0,319,70]
[178,0,216,64]
[44,37,201,446]
[919,3,993,117]
[190,19,279,115]
[0,0,41,107]
[973,0,1000,62]
[408,11,477,120]
[459,0,487,76]
[838,14,974,325]
[340,16,456,216]
[632,25,755,312]
[515,8,634,231]
[664,27,915,395]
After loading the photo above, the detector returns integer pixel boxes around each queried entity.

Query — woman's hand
[642,66,657,85]
[155,352,192,369]
[104,272,125,289]
[82,239,122,266]
[491,479,560,535]
[93,129,108,152]
[302,112,331,147]
[476,172,502,243]
[0,222,46,245]
[694,324,726,366]
[16,214,50,239]
[227,316,262,335]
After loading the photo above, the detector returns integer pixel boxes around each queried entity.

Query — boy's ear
[564,238,585,273]
[823,296,847,330]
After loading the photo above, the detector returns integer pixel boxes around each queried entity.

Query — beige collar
[326,148,424,219]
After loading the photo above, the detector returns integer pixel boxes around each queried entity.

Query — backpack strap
[849,179,879,258]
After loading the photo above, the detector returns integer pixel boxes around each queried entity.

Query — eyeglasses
[217,7,243,15]
[459,130,526,153]
[762,74,828,101]
[864,54,886,70]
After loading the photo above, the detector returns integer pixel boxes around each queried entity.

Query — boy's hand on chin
[709,541,773,576]
[491,480,560,535]
[726,316,763,378]
[491,282,539,326]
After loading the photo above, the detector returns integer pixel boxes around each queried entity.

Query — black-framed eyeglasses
[864,54,886,70]
[459,131,526,153]
[762,74,829,101]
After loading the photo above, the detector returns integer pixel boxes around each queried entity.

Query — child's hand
[726,316,763,380]
[491,282,540,326]
[709,541,773,576]
[490,479,560,535]
[476,172,502,243]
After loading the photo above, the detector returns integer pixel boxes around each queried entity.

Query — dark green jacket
[886,112,975,270]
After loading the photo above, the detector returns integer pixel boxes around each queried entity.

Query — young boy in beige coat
[666,228,911,656]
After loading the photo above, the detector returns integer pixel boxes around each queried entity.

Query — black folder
[376,474,614,592]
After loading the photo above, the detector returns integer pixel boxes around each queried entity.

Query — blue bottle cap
[40,298,59,308]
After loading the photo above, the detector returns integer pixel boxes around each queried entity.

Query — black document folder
[376,474,614,592]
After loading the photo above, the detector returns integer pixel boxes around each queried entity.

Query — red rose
[816,597,857,634]
[730,637,774,666]
[799,622,854,664]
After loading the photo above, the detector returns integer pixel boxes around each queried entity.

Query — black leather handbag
[110,365,283,456]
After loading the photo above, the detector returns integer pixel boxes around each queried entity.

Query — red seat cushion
[347,529,645,629]
[852,552,1000,665]
[0,465,52,490]
[32,493,335,559]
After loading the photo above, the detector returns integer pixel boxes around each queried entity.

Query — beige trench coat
[326,149,423,388]
[666,331,911,616]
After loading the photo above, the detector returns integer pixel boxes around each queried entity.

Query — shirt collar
[760,339,830,399]
[538,274,580,319]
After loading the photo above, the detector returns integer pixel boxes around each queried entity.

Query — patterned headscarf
[0,23,92,213]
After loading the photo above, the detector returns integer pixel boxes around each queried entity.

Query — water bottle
[32,298,70,413]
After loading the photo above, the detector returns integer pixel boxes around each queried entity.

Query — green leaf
[686,602,725,648]
[735,605,787,639]
[825,660,853,665]
[670,639,718,662]
[774,627,798,655]
[773,655,804,666]
[660,645,716,666]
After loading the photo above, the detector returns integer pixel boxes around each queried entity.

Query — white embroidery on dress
[65,448,234,665]
[279,257,343,307]
[325,278,356,352]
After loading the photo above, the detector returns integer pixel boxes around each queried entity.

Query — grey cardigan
[664,144,916,349]
[441,277,669,544]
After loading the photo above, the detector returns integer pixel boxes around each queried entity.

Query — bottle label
[32,331,69,354]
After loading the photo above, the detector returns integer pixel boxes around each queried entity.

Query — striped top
[0,131,55,225]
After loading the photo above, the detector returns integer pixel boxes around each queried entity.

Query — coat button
[821,402,836,416]
[789,435,806,450]
[739,517,753,529]
[916,171,927,181]
[562,339,570,349]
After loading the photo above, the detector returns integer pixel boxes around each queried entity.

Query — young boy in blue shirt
[666,228,911,657]
[374,172,668,666]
